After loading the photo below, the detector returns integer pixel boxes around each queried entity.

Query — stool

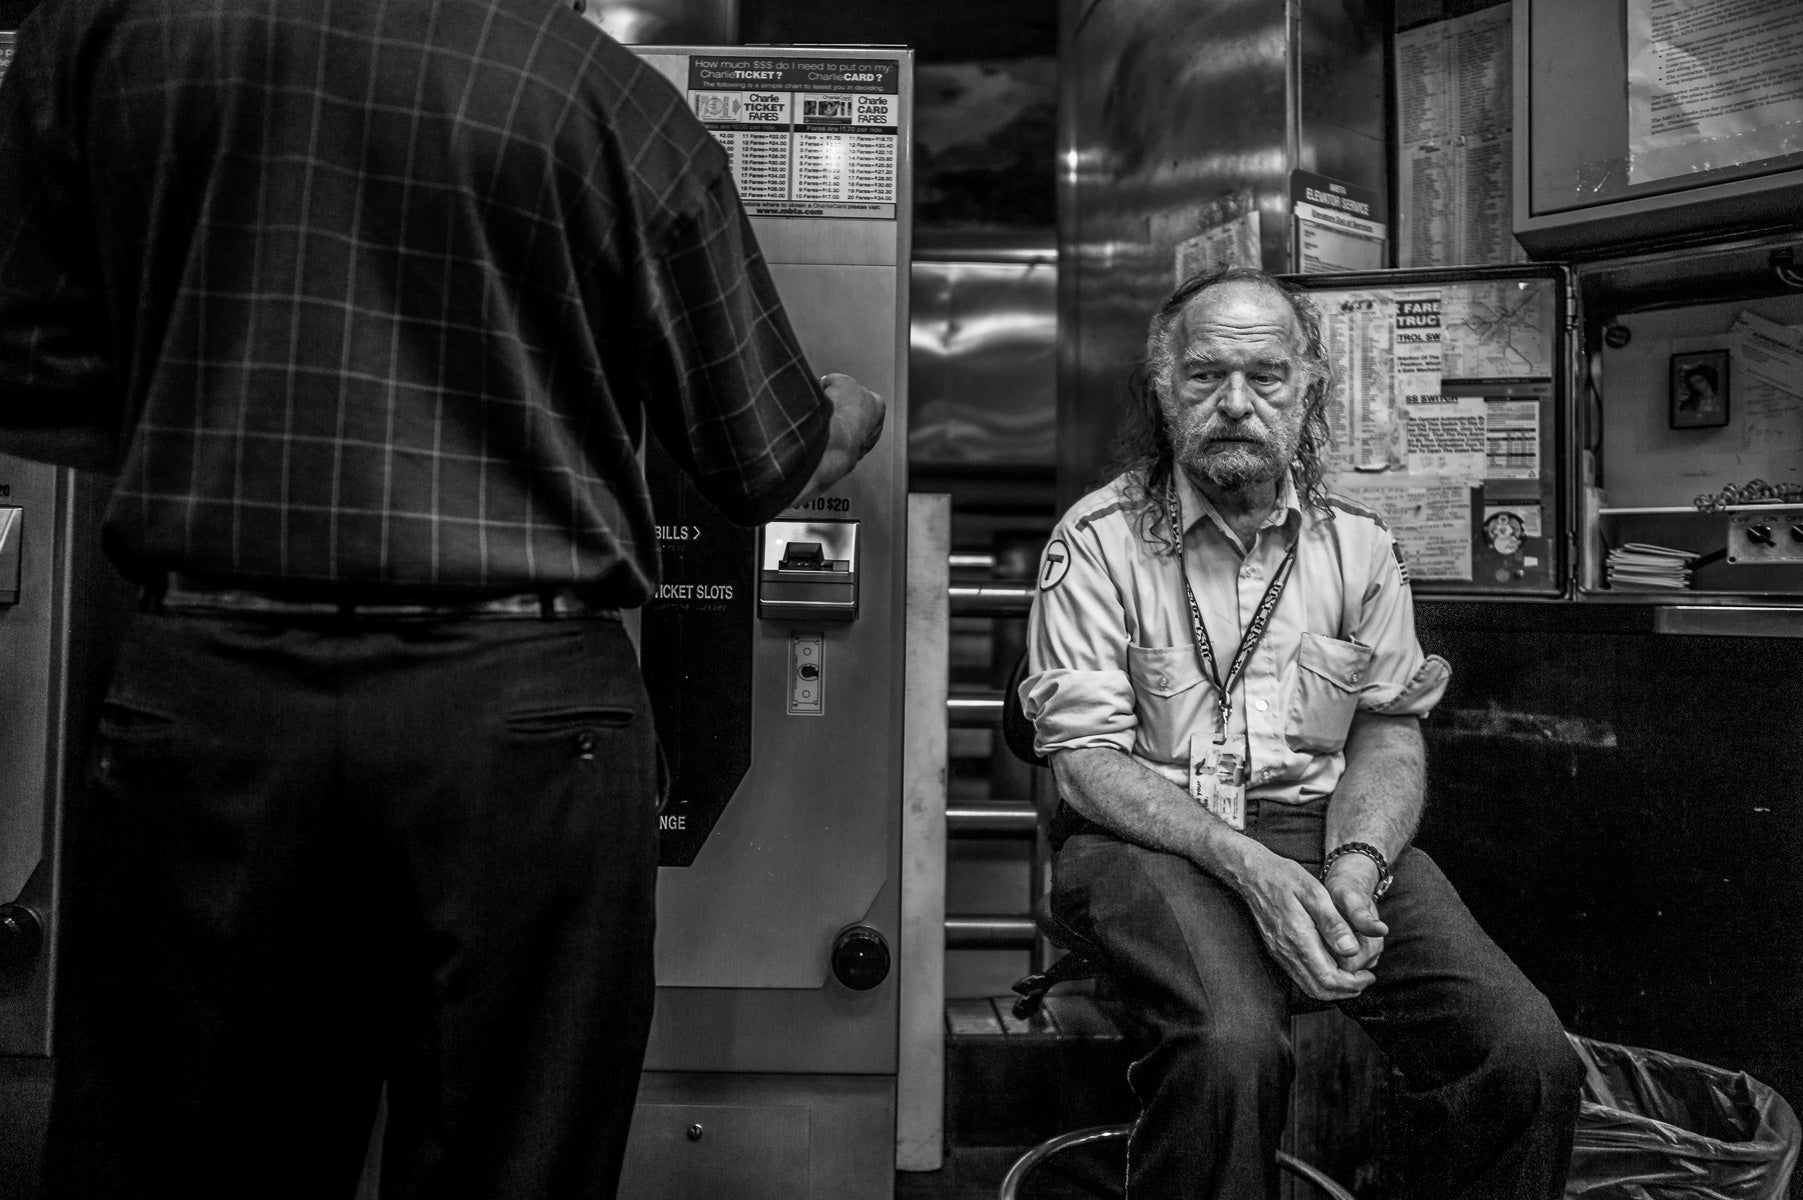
[1000,944,1357,1200]
[998,1125,1355,1200]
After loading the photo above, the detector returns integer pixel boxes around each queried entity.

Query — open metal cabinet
[1577,235,1803,621]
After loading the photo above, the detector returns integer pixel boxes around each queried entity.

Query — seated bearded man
[1020,267,1583,1200]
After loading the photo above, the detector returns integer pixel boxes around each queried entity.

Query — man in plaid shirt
[0,2,883,1196]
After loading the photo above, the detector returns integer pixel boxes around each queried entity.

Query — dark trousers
[47,610,658,1200]
[1050,797,1584,1200]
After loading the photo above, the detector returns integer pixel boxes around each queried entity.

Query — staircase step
[945,995,1138,1147]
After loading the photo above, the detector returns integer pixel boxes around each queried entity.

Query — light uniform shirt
[1022,467,1451,806]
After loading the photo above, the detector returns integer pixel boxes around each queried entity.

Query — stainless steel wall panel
[1057,0,1387,505]
[909,256,1057,468]
[1058,0,1294,502]
[1297,1,1387,187]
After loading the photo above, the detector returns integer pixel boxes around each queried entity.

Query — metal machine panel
[0,457,66,1058]
[0,461,132,1199]
[620,1072,896,1200]
[626,43,911,1194]
[645,225,907,992]
[622,1103,810,1198]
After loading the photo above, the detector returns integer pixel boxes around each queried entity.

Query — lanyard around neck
[1166,476,1298,745]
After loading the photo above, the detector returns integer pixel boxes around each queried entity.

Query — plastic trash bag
[1566,1034,1801,1200]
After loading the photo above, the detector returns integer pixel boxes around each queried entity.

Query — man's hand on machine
[1232,846,1379,1002]
[797,372,886,501]
[822,372,886,458]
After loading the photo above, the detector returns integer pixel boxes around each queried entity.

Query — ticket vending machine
[620,46,912,1200]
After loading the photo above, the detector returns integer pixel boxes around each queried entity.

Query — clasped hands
[1237,845,1388,1003]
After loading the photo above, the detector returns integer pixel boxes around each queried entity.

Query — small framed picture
[1669,350,1730,429]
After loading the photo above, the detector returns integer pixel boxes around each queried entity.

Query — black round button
[0,904,43,970]
[831,924,890,991]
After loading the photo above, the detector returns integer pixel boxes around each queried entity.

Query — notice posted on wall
[1405,396,1488,481]
[1392,291,1484,482]
[1290,170,1387,274]
[1728,312,1803,492]
[1173,189,1261,286]
[1393,4,1522,268]
[1393,291,1444,410]
[1336,476,1476,582]
[1485,503,1542,540]
[1733,309,1803,395]
[1627,0,1803,185]
[1321,292,1403,473]
[1484,399,1542,480]
[688,57,900,220]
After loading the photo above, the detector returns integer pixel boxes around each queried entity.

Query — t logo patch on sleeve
[1392,542,1411,584]
[1039,538,1071,590]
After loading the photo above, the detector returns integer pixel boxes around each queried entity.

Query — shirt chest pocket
[1126,643,1214,763]
[1284,632,1373,755]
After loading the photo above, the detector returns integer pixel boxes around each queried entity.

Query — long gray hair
[1108,267,1336,552]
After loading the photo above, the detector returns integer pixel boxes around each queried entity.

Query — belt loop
[538,590,557,620]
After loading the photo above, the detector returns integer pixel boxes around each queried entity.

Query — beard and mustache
[1162,400,1304,492]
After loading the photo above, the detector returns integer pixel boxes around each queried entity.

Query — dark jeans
[47,610,658,1200]
[1050,797,1583,1200]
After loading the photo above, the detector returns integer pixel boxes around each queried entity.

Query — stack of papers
[1606,543,1696,590]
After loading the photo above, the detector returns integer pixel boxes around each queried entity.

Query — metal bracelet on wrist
[1322,841,1393,899]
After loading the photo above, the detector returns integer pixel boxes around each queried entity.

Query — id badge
[1188,734,1247,830]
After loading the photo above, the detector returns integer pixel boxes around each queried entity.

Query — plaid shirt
[0,0,829,602]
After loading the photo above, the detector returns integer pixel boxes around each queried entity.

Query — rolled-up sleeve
[1020,517,1138,756]
[1349,530,1450,717]
[622,103,830,526]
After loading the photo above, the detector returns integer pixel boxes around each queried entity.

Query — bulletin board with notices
[1284,264,1572,597]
